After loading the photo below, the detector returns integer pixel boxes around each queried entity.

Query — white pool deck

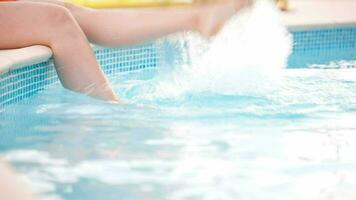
[1,0,356,74]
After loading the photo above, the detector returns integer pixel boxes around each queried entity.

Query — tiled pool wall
[289,26,356,68]
[1,26,356,111]
[0,41,178,111]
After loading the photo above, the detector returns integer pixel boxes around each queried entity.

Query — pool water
[1,62,356,200]
[1,1,356,199]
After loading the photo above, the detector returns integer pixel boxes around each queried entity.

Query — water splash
[127,0,292,101]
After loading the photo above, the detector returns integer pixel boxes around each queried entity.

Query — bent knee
[0,2,82,48]
[41,4,76,26]
[2,2,76,25]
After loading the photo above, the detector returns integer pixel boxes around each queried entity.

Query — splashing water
[126,0,292,101]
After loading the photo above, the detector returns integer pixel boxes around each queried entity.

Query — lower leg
[77,7,200,46]
[51,30,119,102]
[0,2,118,101]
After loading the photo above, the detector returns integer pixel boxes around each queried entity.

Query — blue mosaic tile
[0,42,165,111]
[0,60,57,109]
[288,26,356,68]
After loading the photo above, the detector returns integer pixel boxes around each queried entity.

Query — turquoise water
[1,62,356,199]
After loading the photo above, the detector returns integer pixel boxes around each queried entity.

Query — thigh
[0,2,68,49]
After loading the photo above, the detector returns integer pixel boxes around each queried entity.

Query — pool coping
[2,25,356,76]
[0,45,103,75]
[282,0,356,31]
[1,0,356,74]
[0,46,52,74]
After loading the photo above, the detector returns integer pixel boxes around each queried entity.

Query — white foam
[134,0,292,100]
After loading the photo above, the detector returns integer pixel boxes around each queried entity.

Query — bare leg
[20,0,252,46]
[0,2,118,101]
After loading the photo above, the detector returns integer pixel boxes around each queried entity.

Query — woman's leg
[0,2,118,101]
[20,0,252,46]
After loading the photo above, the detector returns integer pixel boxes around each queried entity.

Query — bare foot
[195,0,253,38]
